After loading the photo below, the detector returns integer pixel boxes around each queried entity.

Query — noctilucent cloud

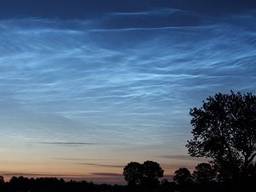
[0,0,256,183]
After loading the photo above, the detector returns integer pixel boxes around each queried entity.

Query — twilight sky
[0,0,256,184]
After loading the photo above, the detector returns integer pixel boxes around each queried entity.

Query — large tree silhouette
[186,91,256,179]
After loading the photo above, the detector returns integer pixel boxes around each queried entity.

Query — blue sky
[0,0,255,183]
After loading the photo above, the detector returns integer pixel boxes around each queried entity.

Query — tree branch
[247,152,256,165]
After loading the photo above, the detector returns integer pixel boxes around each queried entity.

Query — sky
[0,0,256,184]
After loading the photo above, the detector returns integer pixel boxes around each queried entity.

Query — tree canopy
[192,163,216,184]
[123,161,163,187]
[142,161,164,186]
[123,162,143,186]
[186,91,256,179]
[173,168,193,185]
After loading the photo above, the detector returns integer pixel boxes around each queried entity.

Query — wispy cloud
[37,142,98,146]
[159,155,208,161]
[160,155,194,160]
[54,157,111,161]
[0,0,255,20]
[97,7,204,30]
[78,163,124,168]
[110,8,189,16]
[0,171,85,177]
[91,173,122,177]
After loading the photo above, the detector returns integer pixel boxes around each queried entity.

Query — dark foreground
[0,176,255,192]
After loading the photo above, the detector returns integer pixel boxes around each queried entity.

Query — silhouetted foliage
[1,176,128,192]
[186,91,256,180]
[141,161,164,187]
[123,161,163,189]
[173,168,193,185]
[193,163,216,184]
[123,162,143,186]
[0,176,4,184]
[160,180,176,192]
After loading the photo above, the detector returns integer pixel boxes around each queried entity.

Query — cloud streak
[78,163,124,168]
[37,142,98,146]
[91,173,122,177]
[159,155,208,161]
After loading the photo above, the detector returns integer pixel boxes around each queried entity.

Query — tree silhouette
[173,168,193,185]
[193,163,216,184]
[0,176,4,184]
[186,91,256,180]
[123,161,164,187]
[141,161,164,186]
[123,162,143,186]
[0,176,4,191]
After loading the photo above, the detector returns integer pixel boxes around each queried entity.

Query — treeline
[122,91,256,191]
[122,161,256,192]
[0,161,255,192]
[0,176,126,192]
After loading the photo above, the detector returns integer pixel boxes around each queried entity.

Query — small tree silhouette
[186,91,256,180]
[123,162,143,186]
[142,161,164,187]
[173,168,193,185]
[123,161,164,187]
[0,176,4,184]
